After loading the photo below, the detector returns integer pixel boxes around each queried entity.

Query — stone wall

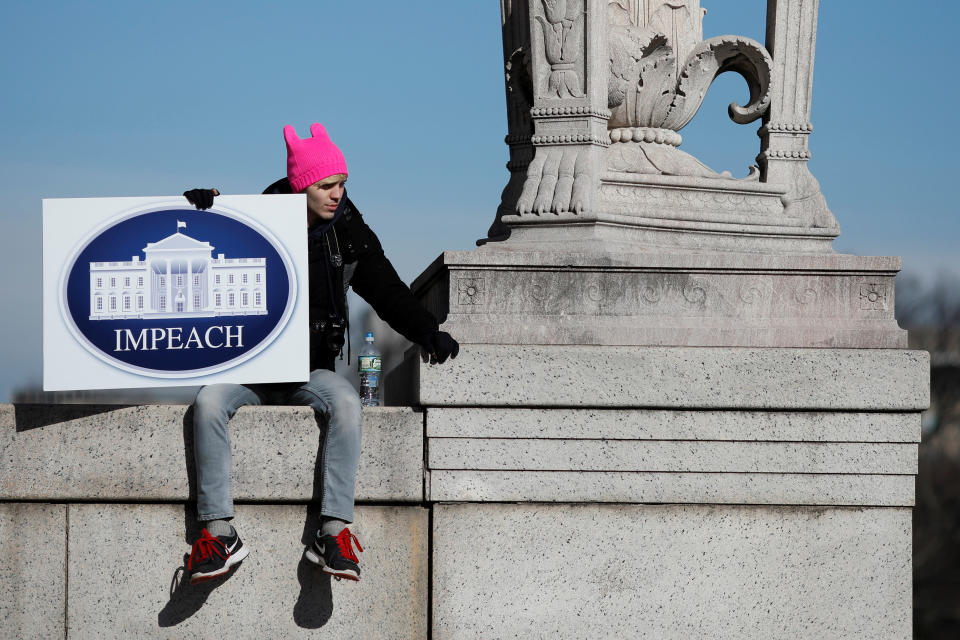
[0,405,428,639]
[1,340,929,639]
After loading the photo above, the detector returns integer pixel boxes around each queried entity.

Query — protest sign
[43,195,309,390]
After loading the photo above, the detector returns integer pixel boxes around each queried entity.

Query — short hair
[314,173,348,188]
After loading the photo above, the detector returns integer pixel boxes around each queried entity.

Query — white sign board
[43,195,309,391]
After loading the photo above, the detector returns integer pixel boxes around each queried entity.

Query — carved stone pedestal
[413,248,906,349]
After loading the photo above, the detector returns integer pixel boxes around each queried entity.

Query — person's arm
[346,209,458,363]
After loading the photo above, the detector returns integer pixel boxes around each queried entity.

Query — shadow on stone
[157,552,239,627]
[12,403,128,432]
[293,431,335,628]
[158,504,246,626]
[293,555,334,628]
[299,436,326,546]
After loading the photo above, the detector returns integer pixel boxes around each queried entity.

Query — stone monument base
[386,344,926,639]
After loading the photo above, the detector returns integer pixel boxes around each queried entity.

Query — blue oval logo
[60,205,297,377]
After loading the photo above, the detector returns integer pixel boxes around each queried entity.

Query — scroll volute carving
[607,0,773,131]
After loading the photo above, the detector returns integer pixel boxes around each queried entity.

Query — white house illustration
[89,223,268,320]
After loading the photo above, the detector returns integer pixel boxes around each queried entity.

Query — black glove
[183,188,220,210]
[425,331,459,364]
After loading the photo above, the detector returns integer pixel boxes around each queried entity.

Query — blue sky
[1,1,957,401]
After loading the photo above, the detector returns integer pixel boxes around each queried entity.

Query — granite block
[432,503,911,640]
[426,407,920,442]
[67,504,427,639]
[428,470,915,506]
[0,503,65,639]
[428,438,917,474]
[390,345,929,409]
[0,404,423,502]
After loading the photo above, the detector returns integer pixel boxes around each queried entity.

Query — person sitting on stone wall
[182,122,458,584]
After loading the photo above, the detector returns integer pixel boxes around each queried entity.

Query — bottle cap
[365,332,374,341]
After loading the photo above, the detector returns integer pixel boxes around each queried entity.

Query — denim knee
[328,391,362,424]
[193,384,234,425]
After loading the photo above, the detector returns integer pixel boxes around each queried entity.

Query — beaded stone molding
[530,134,610,146]
[760,122,814,135]
[609,127,682,146]
[530,106,612,119]
[759,149,813,160]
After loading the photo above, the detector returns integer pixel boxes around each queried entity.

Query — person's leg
[188,383,262,583]
[289,369,365,580]
[192,383,263,523]
[286,369,363,524]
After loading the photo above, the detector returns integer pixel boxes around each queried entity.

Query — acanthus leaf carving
[605,1,773,179]
[608,30,772,131]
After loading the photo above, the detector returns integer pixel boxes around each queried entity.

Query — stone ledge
[0,404,423,502]
[415,249,904,279]
[387,345,930,410]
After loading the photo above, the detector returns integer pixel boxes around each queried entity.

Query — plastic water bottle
[358,332,381,407]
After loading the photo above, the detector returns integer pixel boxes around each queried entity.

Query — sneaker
[304,527,363,581]
[187,527,249,584]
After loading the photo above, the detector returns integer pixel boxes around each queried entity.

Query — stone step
[429,438,917,474]
[387,345,930,409]
[426,407,919,441]
[427,470,914,506]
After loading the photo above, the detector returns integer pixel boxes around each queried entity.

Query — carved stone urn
[403,0,906,354]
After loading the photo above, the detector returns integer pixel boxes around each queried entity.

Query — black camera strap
[323,228,348,360]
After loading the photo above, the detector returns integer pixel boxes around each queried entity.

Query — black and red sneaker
[304,527,363,581]
[187,527,249,584]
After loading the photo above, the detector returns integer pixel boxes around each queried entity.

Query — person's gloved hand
[183,188,220,210]
[424,331,459,364]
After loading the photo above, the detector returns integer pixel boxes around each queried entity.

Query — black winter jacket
[263,178,438,371]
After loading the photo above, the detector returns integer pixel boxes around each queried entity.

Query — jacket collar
[308,189,348,239]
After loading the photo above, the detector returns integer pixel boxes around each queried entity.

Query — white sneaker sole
[189,546,249,584]
[304,547,322,565]
[303,547,360,581]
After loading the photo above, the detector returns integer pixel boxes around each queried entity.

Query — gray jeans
[192,369,362,523]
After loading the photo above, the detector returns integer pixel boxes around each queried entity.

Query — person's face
[305,177,346,223]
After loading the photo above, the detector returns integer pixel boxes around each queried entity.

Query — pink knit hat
[284,123,348,193]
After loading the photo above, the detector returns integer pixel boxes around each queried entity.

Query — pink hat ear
[283,124,300,146]
[309,122,328,139]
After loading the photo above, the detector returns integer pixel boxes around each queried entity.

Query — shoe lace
[188,529,228,570]
[335,527,364,563]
